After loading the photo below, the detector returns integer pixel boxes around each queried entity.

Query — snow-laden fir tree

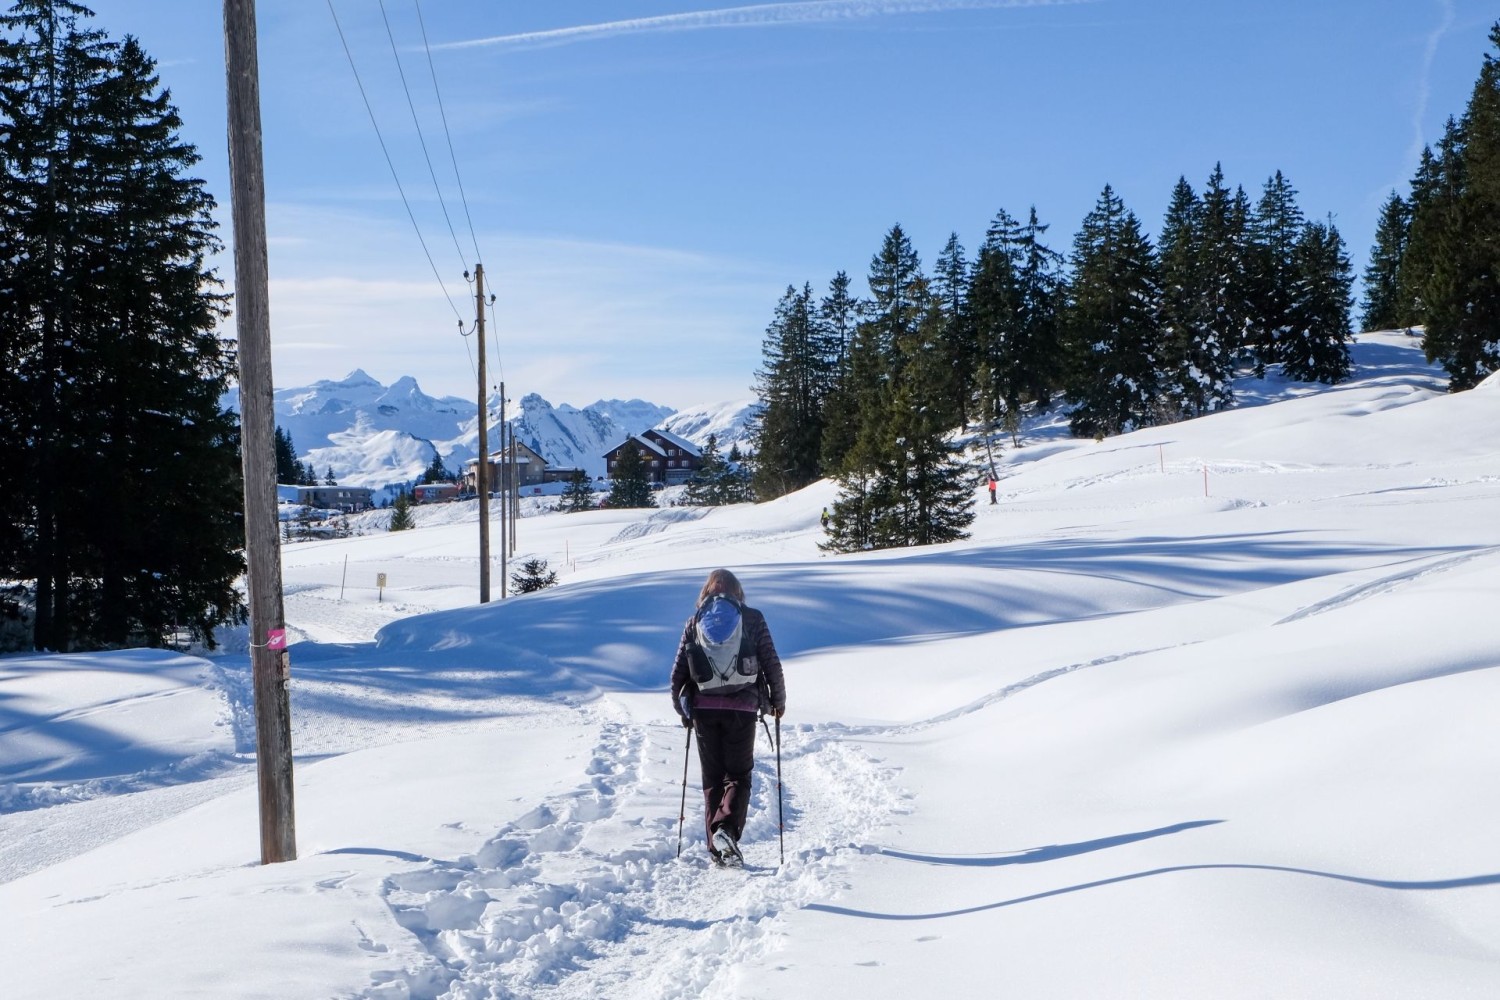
[1282,218,1354,384]
[1156,176,1205,420]
[1061,185,1165,438]
[1246,170,1306,376]
[1157,165,1253,416]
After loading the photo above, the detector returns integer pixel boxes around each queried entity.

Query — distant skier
[988,476,997,504]
[819,506,830,529]
[671,568,786,867]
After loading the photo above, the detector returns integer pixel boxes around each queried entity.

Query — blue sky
[77,0,1498,410]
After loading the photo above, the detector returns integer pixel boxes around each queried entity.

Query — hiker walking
[671,568,786,866]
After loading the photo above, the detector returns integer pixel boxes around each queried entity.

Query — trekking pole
[774,715,785,866]
[759,712,784,865]
[676,726,692,858]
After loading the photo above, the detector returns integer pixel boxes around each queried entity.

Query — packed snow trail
[362,710,906,999]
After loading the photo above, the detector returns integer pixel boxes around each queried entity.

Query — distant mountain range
[223,371,758,493]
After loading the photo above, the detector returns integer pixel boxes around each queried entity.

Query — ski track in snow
[361,706,907,999]
[1274,545,1500,625]
[605,506,712,543]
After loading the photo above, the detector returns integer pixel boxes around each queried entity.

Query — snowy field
[4,329,1500,998]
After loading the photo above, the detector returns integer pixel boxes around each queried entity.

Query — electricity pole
[224,0,295,864]
[499,381,507,598]
[475,263,490,603]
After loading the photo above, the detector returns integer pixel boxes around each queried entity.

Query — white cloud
[438,0,1095,52]
[242,205,783,406]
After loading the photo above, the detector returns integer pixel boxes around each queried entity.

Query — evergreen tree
[751,283,826,499]
[863,224,927,370]
[970,207,1024,424]
[818,271,861,376]
[1283,218,1354,383]
[817,271,865,474]
[1156,176,1203,420]
[1246,170,1306,375]
[823,294,974,551]
[510,557,558,594]
[388,491,415,531]
[301,461,316,486]
[1410,25,1500,389]
[420,452,448,484]
[274,427,301,484]
[682,435,725,506]
[720,446,754,503]
[1197,168,1255,404]
[1011,207,1066,411]
[607,441,654,508]
[931,232,974,427]
[834,224,930,490]
[0,4,244,649]
[971,206,1064,426]
[1360,191,1411,331]
[1396,143,1446,329]
[1061,185,1165,438]
[561,470,595,513]
[1158,165,1248,416]
[324,466,337,486]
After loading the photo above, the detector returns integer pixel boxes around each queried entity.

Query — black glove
[680,714,694,729]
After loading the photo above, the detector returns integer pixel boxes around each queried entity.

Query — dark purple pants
[693,707,758,849]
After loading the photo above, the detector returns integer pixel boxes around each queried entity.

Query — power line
[326,0,464,324]
[378,0,469,273]
[413,0,484,267]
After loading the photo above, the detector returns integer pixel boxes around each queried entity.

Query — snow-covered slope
[9,331,1500,998]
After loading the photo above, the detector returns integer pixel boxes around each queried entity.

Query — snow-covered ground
[4,330,1500,998]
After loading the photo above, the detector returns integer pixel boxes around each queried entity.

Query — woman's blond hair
[698,568,744,605]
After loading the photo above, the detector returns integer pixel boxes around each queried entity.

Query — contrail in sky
[1409,0,1455,164]
[437,0,1097,51]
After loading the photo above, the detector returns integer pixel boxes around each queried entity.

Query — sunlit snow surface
[4,330,1499,998]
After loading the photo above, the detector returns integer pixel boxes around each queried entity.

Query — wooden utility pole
[223,0,295,865]
[475,263,491,603]
[510,421,519,554]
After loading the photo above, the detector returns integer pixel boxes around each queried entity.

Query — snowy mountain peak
[224,373,760,492]
[335,368,381,388]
